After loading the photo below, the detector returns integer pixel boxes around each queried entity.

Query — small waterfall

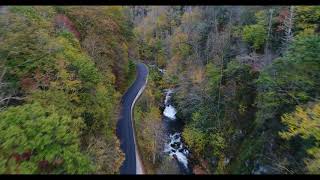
[163,89,177,120]
[162,89,191,173]
[163,105,177,120]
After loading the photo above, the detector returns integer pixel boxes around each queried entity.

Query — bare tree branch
[0,96,25,104]
[0,67,7,82]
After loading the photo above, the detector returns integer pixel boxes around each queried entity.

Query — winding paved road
[116,63,148,174]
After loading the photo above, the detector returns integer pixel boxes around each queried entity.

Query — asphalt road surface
[116,63,148,174]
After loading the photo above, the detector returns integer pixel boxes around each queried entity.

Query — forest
[0,6,319,174]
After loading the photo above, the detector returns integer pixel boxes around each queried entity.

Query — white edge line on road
[130,64,148,175]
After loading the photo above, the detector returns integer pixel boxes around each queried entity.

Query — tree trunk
[282,6,295,52]
[265,8,274,66]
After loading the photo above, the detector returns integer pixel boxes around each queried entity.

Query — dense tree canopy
[132,6,320,174]
[1,5,320,174]
[0,103,93,174]
[0,6,134,174]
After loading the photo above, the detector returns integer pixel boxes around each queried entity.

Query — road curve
[116,63,148,174]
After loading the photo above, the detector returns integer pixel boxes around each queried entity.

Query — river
[162,88,192,174]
